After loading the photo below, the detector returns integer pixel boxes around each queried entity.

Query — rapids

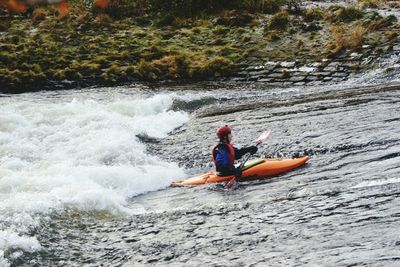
[0,89,191,266]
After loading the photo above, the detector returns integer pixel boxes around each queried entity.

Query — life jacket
[212,143,235,166]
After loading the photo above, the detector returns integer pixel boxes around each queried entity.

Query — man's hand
[248,146,258,155]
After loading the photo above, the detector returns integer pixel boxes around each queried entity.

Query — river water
[1,56,400,266]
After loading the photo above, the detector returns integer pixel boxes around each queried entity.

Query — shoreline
[0,1,399,93]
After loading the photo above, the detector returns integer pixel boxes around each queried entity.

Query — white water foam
[0,231,41,267]
[0,89,190,264]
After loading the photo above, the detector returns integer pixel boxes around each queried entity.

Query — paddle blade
[224,177,236,189]
[255,129,271,144]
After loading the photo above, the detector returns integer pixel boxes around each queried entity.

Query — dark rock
[289,76,306,82]
[337,54,349,60]
[231,77,247,82]
[328,62,340,67]
[249,71,263,76]
[258,69,273,75]
[305,76,319,81]
[301,22,323,32]
[237,71,249,76]
[190,218,205,225]
[164,253,175,261]
[283,82,294,87]
[147,258,160,263]
[324,66,337,72]
[313,72,331,77]
[123,236,139,243]
[332,72,349,77]
[245,66,258,71]
[274,68,288,73]
[294,82,306,86]
[136,134,160,144]
[291,71,310,77]
[248,76,263,81]
[269,82,284,87]
[308,81,323,86]
[268,73,285,78]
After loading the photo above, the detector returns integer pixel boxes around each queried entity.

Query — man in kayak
[212,125,258,178]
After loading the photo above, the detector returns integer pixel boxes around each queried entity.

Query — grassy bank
[0,0,399,92]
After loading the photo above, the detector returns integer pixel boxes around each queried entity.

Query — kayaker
[212,125,258,177]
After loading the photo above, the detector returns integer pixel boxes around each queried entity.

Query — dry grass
[384,30,398,40]
[136,54,234,80]
[328,24,366,54]
[150,55,186,78]
[95,13,113,24]
[137,54,188,79]
[32,8,47,23]
[367,15,397,31]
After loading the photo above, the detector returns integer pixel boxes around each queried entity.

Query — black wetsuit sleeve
[235,146,258,159]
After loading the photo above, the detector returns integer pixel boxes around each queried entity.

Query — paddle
[224,129,271,189]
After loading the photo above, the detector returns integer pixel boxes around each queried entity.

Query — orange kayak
[171,156,309,187]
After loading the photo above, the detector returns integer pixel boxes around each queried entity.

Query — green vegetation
[325,5,364,22]
[269,11,289,30]
[0,0,399,92]
[358,0,382,8]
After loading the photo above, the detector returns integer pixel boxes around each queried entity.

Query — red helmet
[216,125,231,139]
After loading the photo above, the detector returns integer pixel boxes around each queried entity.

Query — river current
[1,58,400,266]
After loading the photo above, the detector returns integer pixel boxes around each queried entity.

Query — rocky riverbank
[234,44,400,86]
[0,0,399,93]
